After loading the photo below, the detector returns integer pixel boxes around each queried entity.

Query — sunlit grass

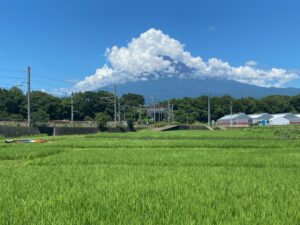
[0,128,299,224]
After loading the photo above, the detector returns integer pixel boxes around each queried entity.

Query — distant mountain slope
[99,77,300,101]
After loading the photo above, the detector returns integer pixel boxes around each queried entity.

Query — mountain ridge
[99,77,300,101]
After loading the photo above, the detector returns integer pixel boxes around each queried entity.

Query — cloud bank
[74,28,298,91]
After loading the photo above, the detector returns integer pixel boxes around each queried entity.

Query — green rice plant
[0,129,299,224]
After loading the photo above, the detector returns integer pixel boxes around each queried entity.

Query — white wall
[270,117,289,125]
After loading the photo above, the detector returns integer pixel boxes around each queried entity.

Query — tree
[32,110,49,122]
[290,94,300,112]
[73,91,114,120]
[120,93,145,121]
[31,91,62,120]
[2,85,300,125]
[95,112,110,128]
[120,93,145,107]
[84,116,94,121]
[1,87,26,118]
[260,95,293,113]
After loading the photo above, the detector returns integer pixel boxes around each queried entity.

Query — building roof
[270,116,300,122]
[271,113,295,119]
[218,113,249,121]
[270,117,289,121]
[248,113,270,119]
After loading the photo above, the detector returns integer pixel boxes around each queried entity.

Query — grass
[0,128,299,224]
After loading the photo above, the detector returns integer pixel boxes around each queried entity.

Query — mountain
[99,55,300,101]
[100,77,300,101]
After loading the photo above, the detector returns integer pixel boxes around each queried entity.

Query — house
[270,113,300,125]
[217,113,252,126]
[248,113,272,126]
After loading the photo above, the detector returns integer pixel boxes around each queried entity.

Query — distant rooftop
[218,113,247,120]
[248,113,270,119]
[271,113,294,119]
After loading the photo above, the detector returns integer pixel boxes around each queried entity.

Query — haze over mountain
[72,28,299,99]
[100,77,300,101]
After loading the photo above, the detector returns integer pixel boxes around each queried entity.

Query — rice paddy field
[0,128,300,225]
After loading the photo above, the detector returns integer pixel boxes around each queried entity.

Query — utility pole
[208,91,211,127]
[27,66,31,127]
[230,100,233,127]
[153,97,156,125]
[114,84,117,124]
[158,105,160,122]
[71,92,74,122]
[167,100,171,124]
[139,104,142,123]
[118,100,121,122]
[123,106,126,121]
[171,104,174,124]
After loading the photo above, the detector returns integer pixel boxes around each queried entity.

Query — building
[248,113,272,126]
[216,113,252,126]
[270,113,300,125]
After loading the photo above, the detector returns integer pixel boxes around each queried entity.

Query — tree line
[168,95,300,123]
[1,87,300,124]
[0,87,145,124]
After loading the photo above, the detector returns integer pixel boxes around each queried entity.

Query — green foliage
[167,94,300,123]
[31,109,49,122]
[126,119,135,131]
[73,91,114,120]
[119,93,145,122]
[0,87,26,119]
[120,93,145,107]
[31,91,61,120]
[260,95,293,113]
[95,112,111,128]
[273,126,300,139]
[2,86,300,124]
[0,130,299,224]
[83,116,94,121]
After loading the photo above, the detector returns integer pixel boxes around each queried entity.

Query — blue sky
[1,0,300,93]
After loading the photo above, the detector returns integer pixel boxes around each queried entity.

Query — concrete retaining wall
[153,125,211,131]
[0,125,132,138]
[0,126,40,138]
[177,125,210,130]
[38,126,54,136]
[107,127,131,133]
[53,127,100,136]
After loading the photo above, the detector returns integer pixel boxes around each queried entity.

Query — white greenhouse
[249,113,272,125]
[216,113,252,126]
[270,113,300,125]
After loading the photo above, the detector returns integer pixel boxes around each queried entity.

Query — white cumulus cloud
[245,60,257,67]
[74,28,298,91]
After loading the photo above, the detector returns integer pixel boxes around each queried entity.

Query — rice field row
[0,129,299,224]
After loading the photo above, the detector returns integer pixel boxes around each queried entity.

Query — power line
[30,80,61,88]
[0,67,25,73]
[0,75,26,80]
[31,72,76,84]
